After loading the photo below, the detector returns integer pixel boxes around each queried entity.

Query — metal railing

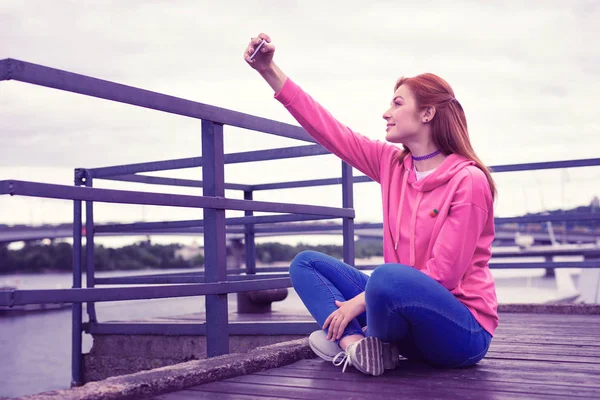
[1,58,599,387]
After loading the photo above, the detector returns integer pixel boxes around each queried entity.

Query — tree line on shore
[0,240,383,275]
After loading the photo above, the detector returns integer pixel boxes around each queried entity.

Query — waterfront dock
[157,311,600,400]
[18,307,600,400]
[2,59,600,399]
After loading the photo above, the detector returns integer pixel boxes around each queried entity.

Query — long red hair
[395,73,497,199]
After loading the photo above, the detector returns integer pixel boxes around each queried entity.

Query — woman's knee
[369,263,414,285]
[366,264,415,298]
[289,250,322,277]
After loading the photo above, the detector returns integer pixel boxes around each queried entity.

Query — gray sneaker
[361,326,400,371]
[309,329,399,374]
[332,337,400,375]
[308,330,343,362]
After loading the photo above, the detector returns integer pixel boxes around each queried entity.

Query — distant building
[591,196,599,211]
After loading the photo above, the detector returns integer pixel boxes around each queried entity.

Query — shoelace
[332,350,352,373]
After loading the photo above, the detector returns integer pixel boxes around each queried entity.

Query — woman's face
[382,85,425,143]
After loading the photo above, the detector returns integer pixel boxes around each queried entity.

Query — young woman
[244,33,498,376]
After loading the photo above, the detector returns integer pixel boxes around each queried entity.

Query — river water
[0,260,582,398]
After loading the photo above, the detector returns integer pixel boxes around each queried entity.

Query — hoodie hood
[403,153,476,192]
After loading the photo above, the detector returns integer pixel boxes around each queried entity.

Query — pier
[1,58,600,399]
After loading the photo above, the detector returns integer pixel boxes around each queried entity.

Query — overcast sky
[0,0,598,245]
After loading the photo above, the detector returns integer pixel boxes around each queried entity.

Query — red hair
[395,73,497,199]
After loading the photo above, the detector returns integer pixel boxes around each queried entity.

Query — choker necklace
[412,149,441,161]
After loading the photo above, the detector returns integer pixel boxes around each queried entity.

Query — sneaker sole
[352,336,384,376]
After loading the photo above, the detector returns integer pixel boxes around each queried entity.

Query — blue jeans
[289,250,492,368]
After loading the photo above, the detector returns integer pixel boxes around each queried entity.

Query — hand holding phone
[245,35,275,72]
[250,39,266,61]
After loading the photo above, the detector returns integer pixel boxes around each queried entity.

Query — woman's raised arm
[244,33,398,182]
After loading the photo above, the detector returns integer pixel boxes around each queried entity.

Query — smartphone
[250,39,266,60]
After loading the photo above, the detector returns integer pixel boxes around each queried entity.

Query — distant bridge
[1,222,598,246]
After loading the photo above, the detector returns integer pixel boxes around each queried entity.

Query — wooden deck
[153,312,600,399]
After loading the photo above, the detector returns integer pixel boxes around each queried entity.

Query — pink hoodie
[275,78,499,336]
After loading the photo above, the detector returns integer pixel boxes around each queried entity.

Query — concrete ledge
[499,303,600,314]
[84,334,306,382]
[18,338,315,400]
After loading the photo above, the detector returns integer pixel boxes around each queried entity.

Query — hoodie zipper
[409,191,424,266]
[393,168,423,267]
[394,169,410,251]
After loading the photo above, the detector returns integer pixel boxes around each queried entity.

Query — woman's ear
[422,106,436,123]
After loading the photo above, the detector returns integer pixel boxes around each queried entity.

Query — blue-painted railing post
[244,190,256,274]
[202,120,229,356]
[342,161,355,265]
[71,169,84,386]
[84,170,97,322]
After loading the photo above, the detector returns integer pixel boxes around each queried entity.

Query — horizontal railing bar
[489,158,600,173]
[0,59,8,80]
[93,276,207,285]
[95,273,290,285]
[223,144,329,163]
[254,266,291,273]
[496,213,600,223]
[253,260,600,274]
[491,248,600,258]
[2,259,596,305]
[89,145,329,178]
[258,219,597,232]
[251,159,600,192]
[1,60,599,171]
[86,321,319,335]
[96,214,338,233]
[0,58,316,143]
[0,278,293,306]
[250,158,600,191]
[101,174,251,191]
[253,222,380,234]
[1,180,354,218]
[94,271,204,280]
[0,180,10,195]
[489,261,600,269]
[89,158,201,179]
[252,175,373,191]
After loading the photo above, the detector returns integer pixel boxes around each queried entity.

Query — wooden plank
[493,336,600,346]
[250,367,600,398]
[497,319,600,326]
[496,320,600,328]
[479,358,600,374]
[226,372,596,399]
[496,324,600,336]
[187,378,565,400]
[498,317,600,326]
[153,389,280,399]
[492,336,600,346]
[488,344,600,357]
[485,351,600,364]
[188,380,387,400]
[260,363,600,390]
[499,313,600,321]
[496,322,600,330]
[281,359,600,388]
